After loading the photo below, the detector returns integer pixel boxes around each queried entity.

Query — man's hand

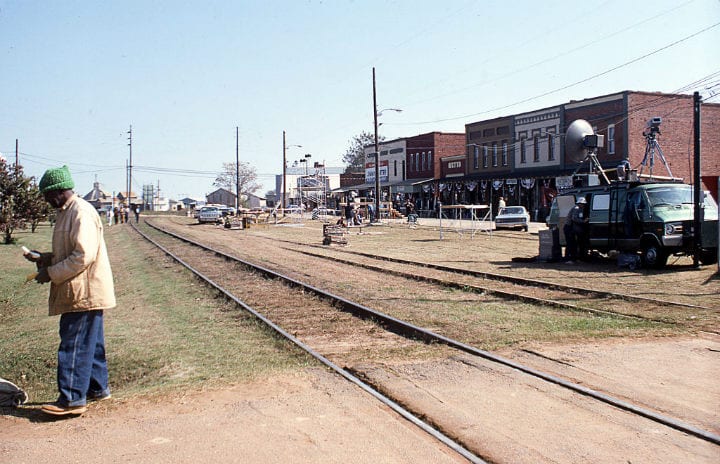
[22,248,42,263]
[35,267,51,284]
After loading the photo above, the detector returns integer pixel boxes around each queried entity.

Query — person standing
[571,197,590,259]
[564,197,588,263]
[498,196,506,209]
[563,208,577,262]
[367,202,375,223]
[24,165,116,416]
[134,206,140,223]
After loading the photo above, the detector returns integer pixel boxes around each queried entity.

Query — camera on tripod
[644,117,662,137]
[639,116,674,178]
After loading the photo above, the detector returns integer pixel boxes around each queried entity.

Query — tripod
[638,130,673,179]
[571,150,610,185]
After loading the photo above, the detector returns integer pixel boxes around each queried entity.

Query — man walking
[24,165,116,416]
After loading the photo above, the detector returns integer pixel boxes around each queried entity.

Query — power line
[400,0,697,109]
[392,21,720,126]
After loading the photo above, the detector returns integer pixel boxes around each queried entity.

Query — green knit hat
[39,165,75,193]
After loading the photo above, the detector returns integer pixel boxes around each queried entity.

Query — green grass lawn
[0,223,310,404]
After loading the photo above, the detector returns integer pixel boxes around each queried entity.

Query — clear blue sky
[1,0,718,200]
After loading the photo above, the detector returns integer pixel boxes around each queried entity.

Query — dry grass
[0,223,310,404]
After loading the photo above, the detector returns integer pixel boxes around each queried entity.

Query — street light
[304,153,312,175]
[298,154,312,213]
[372,67,402,222]
[282,131,302,216]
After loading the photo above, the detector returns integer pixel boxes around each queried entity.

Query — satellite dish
[565,119,594,163]
[565,119,610,185]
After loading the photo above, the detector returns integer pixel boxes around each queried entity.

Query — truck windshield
[646,186,717,211]
[646,186,693,207]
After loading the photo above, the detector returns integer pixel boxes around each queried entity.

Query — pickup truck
[197,206,222,224]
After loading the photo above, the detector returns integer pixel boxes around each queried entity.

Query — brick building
[453,91,720,220]
[564,91,720,201]
[405,132,465,210]
[625,92,720,200]
[405,132,466,180]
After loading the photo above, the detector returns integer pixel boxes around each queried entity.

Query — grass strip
[0,224,310,403]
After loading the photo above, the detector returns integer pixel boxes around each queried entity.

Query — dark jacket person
[25,165,116,416]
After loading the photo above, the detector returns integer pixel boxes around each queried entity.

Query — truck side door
[588,193,610,248]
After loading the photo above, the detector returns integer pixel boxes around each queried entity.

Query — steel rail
[287,248,672,323]
[269,236,709,311]
[142,220,720,447]
[133,222,487,463]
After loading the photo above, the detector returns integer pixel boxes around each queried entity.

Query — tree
[213,161,260,206]
[342,131,384,174]
[0,159,47,244]
[23,184,50,232]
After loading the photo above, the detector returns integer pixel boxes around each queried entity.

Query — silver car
[495,206,530,231]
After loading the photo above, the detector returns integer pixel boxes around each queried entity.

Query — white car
[495,206,530,231]
[286,205,304,214]
[198,206,222,224]
[312,207,338,217]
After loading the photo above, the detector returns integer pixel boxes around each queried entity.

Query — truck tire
[699,248,718,265]
[642,244,668,269]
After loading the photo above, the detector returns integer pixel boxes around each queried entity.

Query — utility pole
[127,125,133,207]
[283,131,287,217]
[282,133,302,217]
[693,92,702,268]
[373,67,380,222]
[15,139,18,170]
[236,126,240,213]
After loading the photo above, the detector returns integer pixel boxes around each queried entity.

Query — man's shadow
[1,403,77,423]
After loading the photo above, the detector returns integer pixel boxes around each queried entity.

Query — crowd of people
[342,203,366,226]
[104,205,141,226]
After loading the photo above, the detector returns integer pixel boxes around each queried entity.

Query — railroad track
[270,237,710,310]
[161,216,713,322]
[192,227,712,327]
[138,219,720,450]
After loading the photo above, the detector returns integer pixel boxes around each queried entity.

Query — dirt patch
[1,369,465,464]
[498,333,720,435]
[355,350,719,464]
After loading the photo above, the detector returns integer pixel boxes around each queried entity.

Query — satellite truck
[545,118,718,269]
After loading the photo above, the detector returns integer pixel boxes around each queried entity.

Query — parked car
[219,206,236,217]
[495,206,530,231]
[312,207,339,217]
[198,206,222,224]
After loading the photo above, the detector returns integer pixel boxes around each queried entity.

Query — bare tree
[213,161,260,205]
[342,131,384,173]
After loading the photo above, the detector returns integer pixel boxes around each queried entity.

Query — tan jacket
[46,194,116,316]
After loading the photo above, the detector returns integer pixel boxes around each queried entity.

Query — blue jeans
[57,311,109,407]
